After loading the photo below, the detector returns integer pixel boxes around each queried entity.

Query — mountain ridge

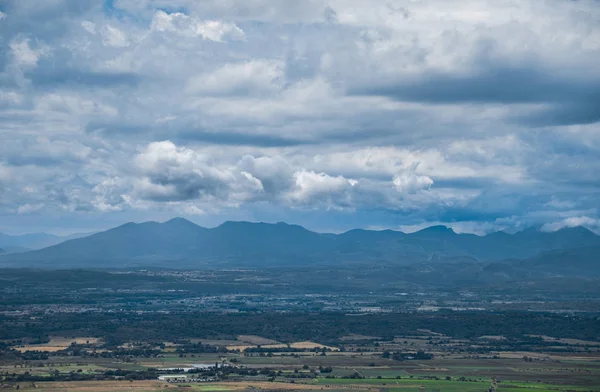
[1,218,598,269]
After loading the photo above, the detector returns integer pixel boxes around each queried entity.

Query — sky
[0,0,599,235]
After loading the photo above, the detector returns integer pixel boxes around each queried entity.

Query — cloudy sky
[0,0,599,235]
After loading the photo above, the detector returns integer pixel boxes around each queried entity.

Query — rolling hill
[0,231,92,251]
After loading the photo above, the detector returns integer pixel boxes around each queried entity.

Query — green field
[316,377,600,392]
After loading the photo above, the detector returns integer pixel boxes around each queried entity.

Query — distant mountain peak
[555,225,596,235]
[164,217,197,226]
[217,220,309,232]
[415,225,455,234]
[114,221,140,229]
[217,220,251,228]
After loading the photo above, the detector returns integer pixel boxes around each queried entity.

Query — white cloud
[309,146,527,186]
[288,170,357,208]
[238,155,293,195]
[541,216,600,232]
[81,20,96,34]
[35,94,119,117]
[10,38,48,66]
[118,0,328,24]
[151,10,245,41]
[0,91,23,105]
[393,168,434,193]
[91,178,129,212]
[102,25,129,47]
[195,20,245,42]
[133,141,263,203]
[17,203,44,214]
[183,204,206,215]
[187,59,283,96]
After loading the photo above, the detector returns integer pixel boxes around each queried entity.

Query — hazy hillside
[0,246,31,254]
[2,218,599,269]
[511,246,600,275]
[0,231,92,250]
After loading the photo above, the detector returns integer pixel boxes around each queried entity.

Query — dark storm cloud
[86,121,421,148]
[432,177,501,190]
[142,172,228,202]
[27,68,141,88]
[5,155,68,167]
[86,122,309,147]
[178,129,309,147]
[515,101,600,127]
[352,64,600,126]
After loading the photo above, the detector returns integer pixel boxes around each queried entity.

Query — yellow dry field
[192,338,242,346]
[226,345,255,351]
[14,380,167,391]
[14,346,68,352]
[13,337,102,352]
[202,381,380,391]
[498,351,600,361]
[13,380,374,391]
[215,382,339,390]
[260,344,288,349]
[536,335,600,346]
[226,341,338,352]
[289,341,339,351]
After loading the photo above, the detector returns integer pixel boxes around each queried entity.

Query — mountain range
[1,218,599,273]
[0,231,92,253]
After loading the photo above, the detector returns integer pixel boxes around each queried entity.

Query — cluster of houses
[157,374,216,383]
[157,362,229,383]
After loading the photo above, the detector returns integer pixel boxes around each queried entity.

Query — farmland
[3,330,600,391]
[1,268,600,391]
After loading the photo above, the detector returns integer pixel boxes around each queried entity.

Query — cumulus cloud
[134,141,236,202]
[238,155,294,196]
[393,165,434,193]
[126,142,465,213]
[133,141,263,203]
[288,170,357,208]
